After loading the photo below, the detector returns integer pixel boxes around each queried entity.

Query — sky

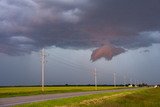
[0,0,160,86]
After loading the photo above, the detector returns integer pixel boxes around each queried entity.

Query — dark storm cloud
[0,0,160,55]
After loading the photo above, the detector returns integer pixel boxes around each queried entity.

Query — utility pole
[41,48,46,92]
[124,75,126,87]
[113,72,116,87]
[94,68,97,90]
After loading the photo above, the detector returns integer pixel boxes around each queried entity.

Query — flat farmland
[14,87,160,107]
[0,86,125,98]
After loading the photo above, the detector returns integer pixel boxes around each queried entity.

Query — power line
[48,56,90,73]
[49,54,92,72]
[50,53,89,68]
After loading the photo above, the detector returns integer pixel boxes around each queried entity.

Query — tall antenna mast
[41,48,46,92]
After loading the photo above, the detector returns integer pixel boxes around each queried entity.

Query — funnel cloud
[91,45,125,62]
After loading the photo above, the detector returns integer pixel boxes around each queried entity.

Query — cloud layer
[0,0,160,55]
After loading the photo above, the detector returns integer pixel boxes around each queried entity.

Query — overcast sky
[0,0,160,86]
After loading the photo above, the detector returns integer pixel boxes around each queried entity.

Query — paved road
[0,88,141,107]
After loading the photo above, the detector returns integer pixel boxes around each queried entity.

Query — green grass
[14,88,160,107]
[13,88,147,107]
[0,86,125,98]
[96,87,160,107]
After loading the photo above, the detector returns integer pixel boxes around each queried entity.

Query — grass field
[14,87,160,107]
[0,86,125,98]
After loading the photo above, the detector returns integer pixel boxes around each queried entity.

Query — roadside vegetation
[0,86,125,98]
[14,88,160,107]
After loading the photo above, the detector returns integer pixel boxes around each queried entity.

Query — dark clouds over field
[0,0,160,86]
[0,0,160,55]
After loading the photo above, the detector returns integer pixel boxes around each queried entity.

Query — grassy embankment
[14,87,160,107]
[0,86,125,98]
